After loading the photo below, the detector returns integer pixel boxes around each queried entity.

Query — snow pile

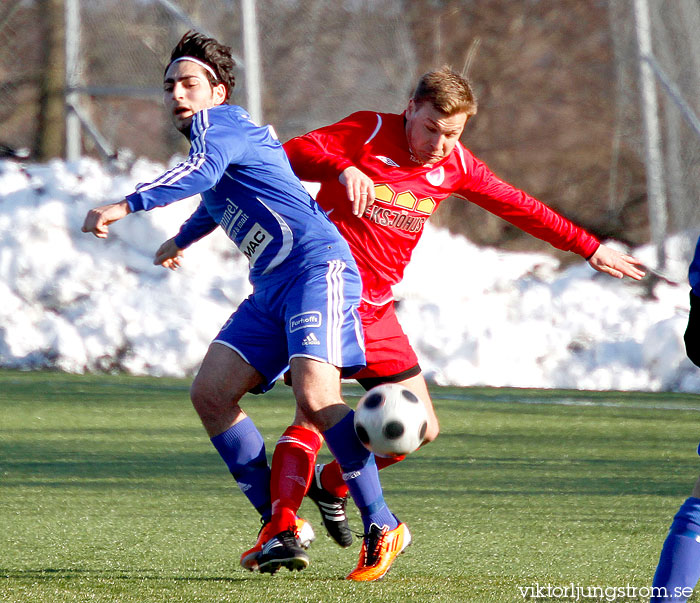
[1,157,698,392]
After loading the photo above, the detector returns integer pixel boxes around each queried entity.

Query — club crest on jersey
[376,155,400,167]
[241,223,272,266]
[289,311,322,333]
[426,166,445,186]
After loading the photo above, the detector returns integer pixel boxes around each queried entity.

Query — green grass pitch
[1,370,699,602]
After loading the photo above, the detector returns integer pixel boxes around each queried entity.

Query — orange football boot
[346,521,411,581]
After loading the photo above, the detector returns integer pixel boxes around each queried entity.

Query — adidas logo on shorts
[302,332,321,346]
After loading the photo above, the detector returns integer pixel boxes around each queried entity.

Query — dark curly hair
[166,30,236,102]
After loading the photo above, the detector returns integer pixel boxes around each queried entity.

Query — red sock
[320,455,406,497]
[268,425,322,535]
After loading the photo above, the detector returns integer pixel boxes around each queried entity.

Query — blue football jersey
[125,104,353,285]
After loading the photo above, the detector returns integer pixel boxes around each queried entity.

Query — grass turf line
[0,370,698,602]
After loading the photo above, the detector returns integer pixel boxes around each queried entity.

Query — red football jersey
[284,111,599,306]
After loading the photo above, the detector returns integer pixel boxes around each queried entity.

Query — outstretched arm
[459,155,645,279]
[81,200,131,238]
[587,244,645,280]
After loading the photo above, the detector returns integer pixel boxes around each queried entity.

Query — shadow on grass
[0,567,251,583]
[2,445,697,497]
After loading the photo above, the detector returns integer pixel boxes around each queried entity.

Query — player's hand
[81,201,130,239]
[339,166,375,217]
[154,237,184,270]
[587,244,646,280]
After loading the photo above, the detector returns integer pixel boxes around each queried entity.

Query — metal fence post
[241,0,262,125]
[633,0,668,270]
[65,0,81,161]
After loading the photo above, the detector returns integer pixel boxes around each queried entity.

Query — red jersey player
[272,66,643,567]
[157,67,644,580]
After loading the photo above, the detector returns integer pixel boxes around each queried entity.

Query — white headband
[168,56,219,81]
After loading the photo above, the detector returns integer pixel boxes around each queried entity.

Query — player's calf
[307,464,354,547]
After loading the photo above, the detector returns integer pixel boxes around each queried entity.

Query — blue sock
[651,497,700,603]
[322,411,398,533]
[210,417,272,522]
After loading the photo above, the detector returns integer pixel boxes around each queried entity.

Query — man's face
[404,99,468,166]
[163,60,226,134]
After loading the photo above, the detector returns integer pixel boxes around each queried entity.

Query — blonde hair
[412,66,477,117]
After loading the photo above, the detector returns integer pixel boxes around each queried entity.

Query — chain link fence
[609,0,700,262]
[1,0,699,256]
[1,0,417,164]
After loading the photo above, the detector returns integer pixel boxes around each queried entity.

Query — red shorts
[351,300,421,387]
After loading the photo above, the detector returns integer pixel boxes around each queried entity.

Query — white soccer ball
[353,384,428,458]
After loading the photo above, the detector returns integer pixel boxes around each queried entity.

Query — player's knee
[189,378,229,421]
[292,406,321,432]
[296,392,336,422]
[294,390,345,432]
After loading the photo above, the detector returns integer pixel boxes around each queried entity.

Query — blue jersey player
[81,31,410,581]
[649,236,700,602]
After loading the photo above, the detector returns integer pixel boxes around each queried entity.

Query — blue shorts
[213,259,366,392]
